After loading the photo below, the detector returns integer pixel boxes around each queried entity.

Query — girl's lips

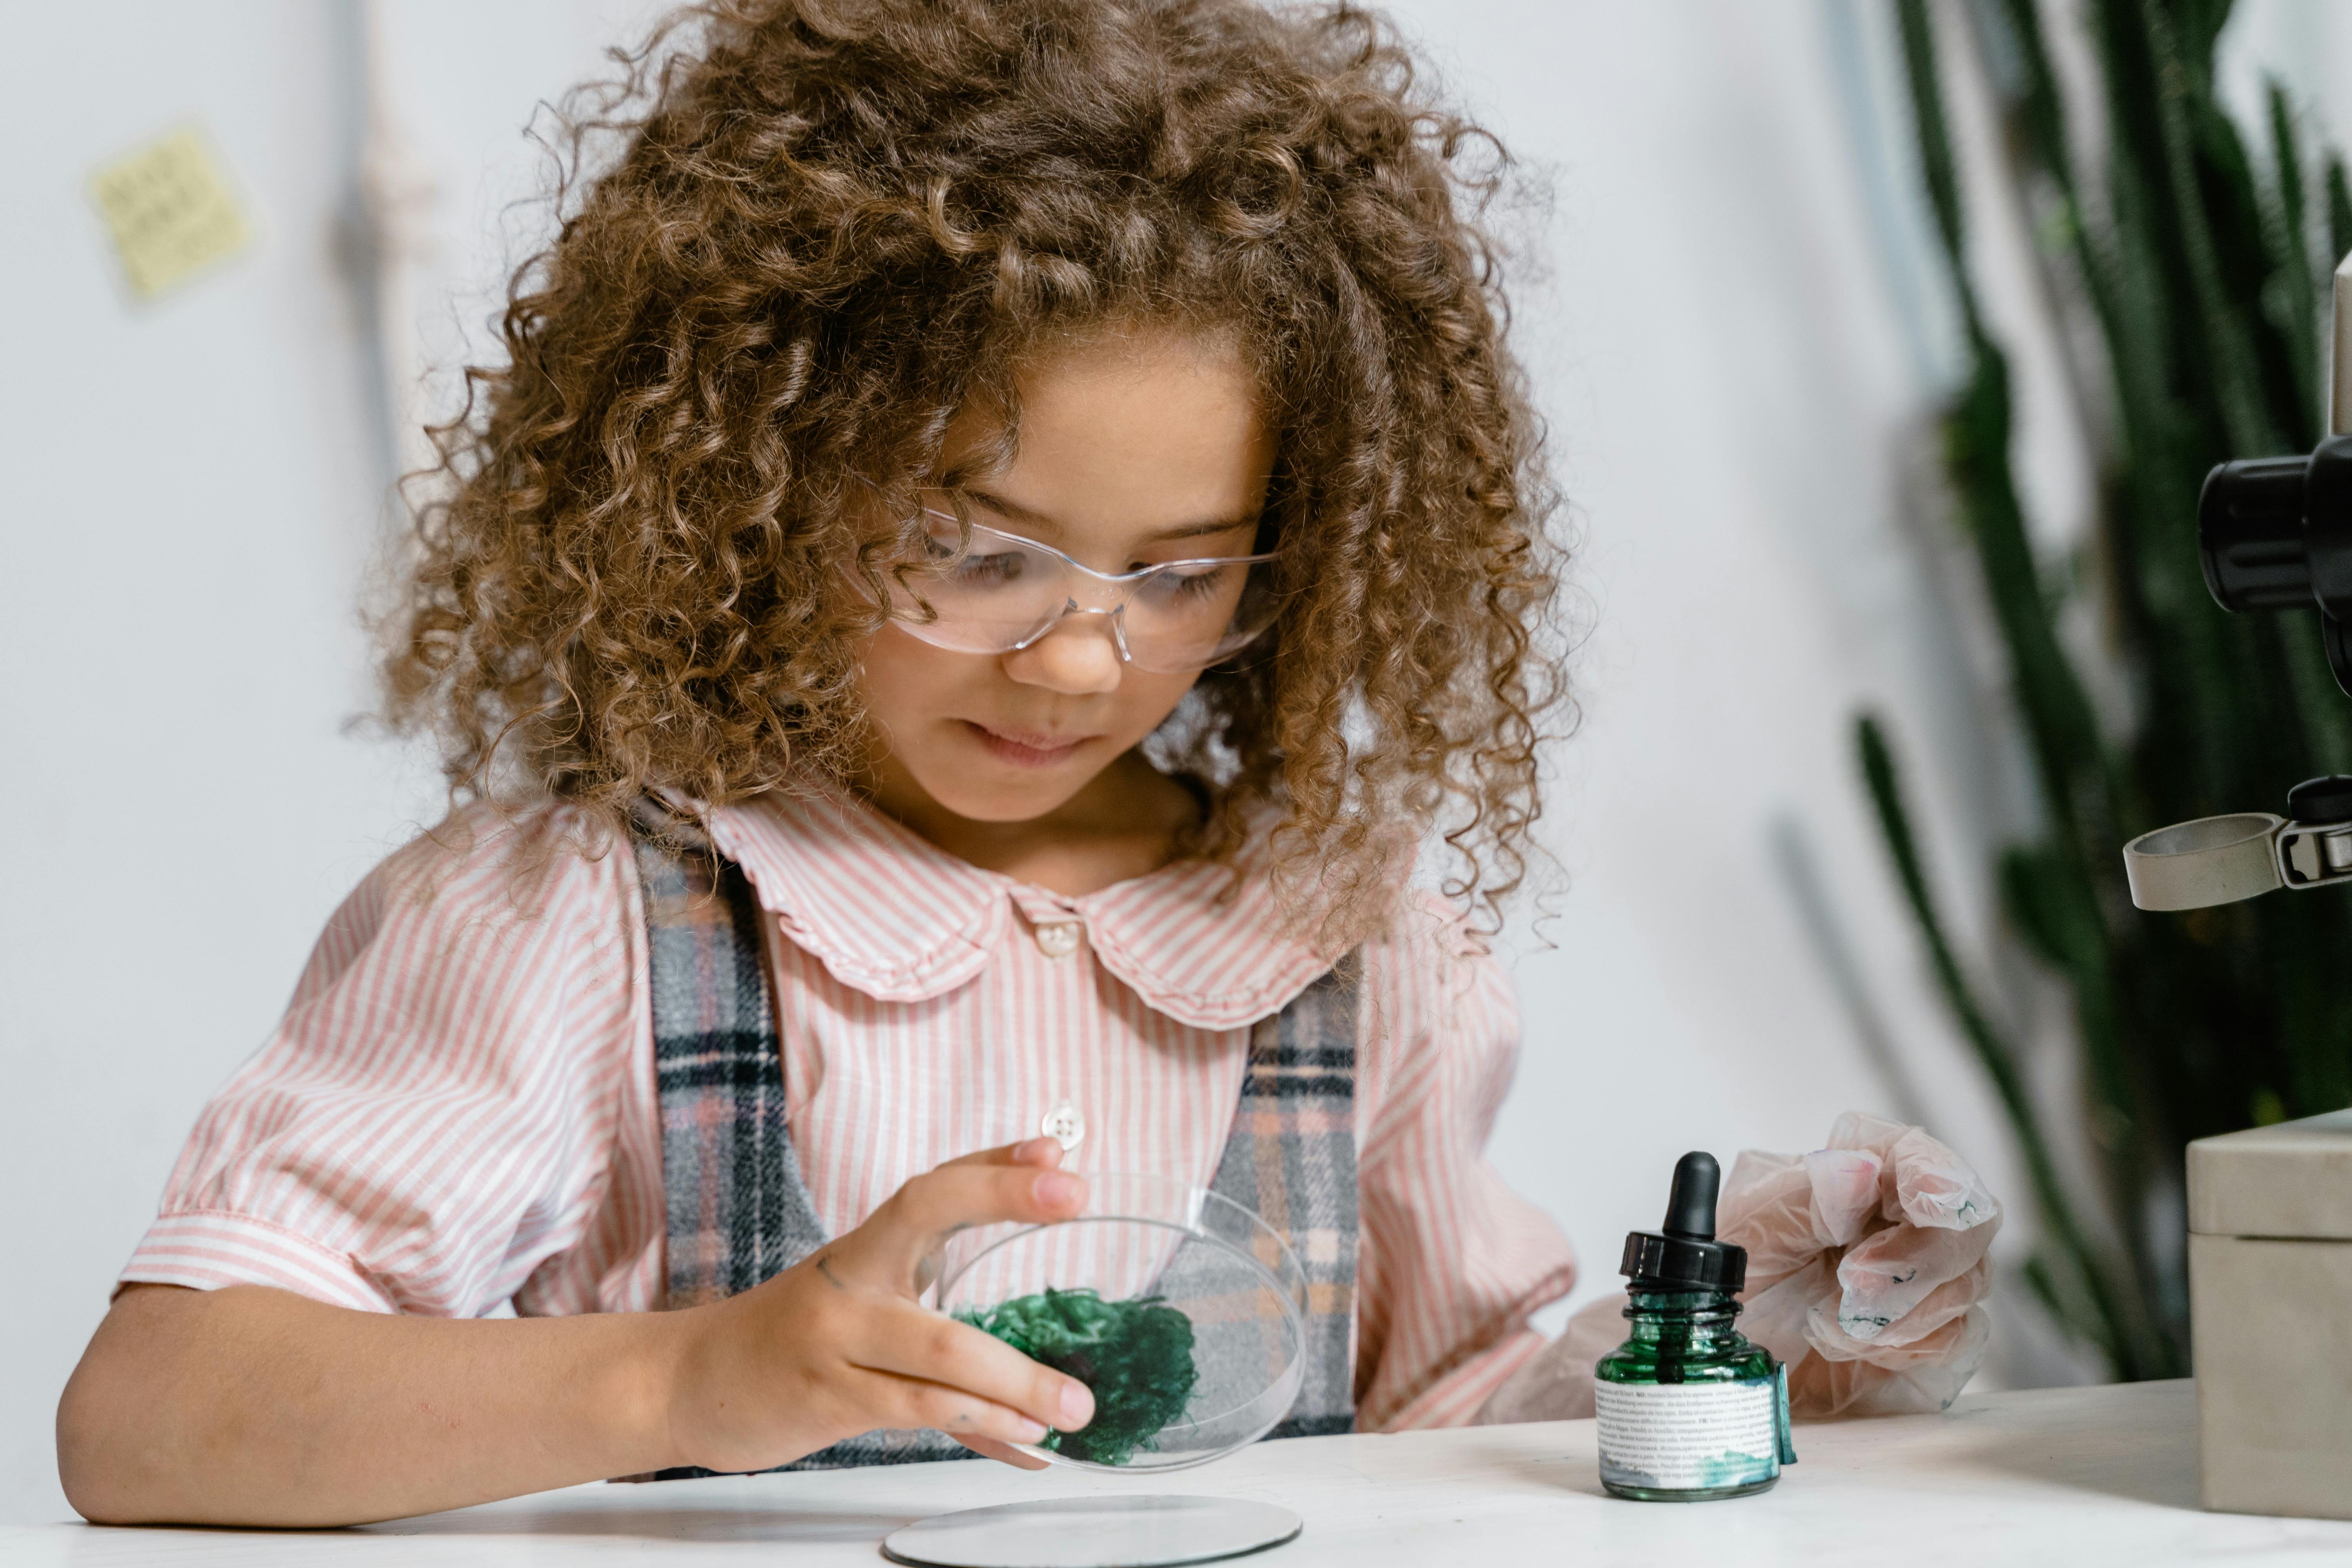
[964,722,1095,768]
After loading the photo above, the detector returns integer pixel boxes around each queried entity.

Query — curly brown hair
[383,0,1568,935]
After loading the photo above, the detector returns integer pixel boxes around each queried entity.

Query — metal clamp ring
[2122,814,2285,911]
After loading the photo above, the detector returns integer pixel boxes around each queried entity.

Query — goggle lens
[880,509,1279,673]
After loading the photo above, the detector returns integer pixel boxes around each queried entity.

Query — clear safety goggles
[872,503,1282,674]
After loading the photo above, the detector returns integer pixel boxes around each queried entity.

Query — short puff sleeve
[1352,899,1578,1429]
[118,806,661,1319]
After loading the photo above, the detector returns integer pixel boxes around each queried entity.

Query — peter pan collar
[700,785,1340,1030]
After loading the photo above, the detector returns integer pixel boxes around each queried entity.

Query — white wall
[1339,0,2125,1366]
[4,1,421,1532]
[3,0,2343,1527]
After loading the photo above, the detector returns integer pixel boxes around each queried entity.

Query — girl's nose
[1002,613,1124,695]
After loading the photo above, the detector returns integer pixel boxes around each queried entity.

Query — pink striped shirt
[123,789,1576,1430]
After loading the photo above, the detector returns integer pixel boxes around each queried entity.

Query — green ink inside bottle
[1593,1151,1798,1502]
[955,1287,1199,1466]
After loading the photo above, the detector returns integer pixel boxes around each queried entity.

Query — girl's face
[857,332,1275,826]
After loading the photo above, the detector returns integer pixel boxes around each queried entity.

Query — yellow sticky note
[88,125,254,302]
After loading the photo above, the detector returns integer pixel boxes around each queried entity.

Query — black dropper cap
[1619,1151,1747,1294]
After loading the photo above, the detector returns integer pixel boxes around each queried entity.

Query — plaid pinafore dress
[629,815,1360,1475]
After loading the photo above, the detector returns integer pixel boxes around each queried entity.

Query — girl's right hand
[661,1138,1097,1474]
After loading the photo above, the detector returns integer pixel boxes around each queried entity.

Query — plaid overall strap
[1204,955,1361,1437]
[631,815,973,1472]
[633,817,826,1305]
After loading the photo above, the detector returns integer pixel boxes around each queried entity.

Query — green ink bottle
[1594,1151,1797,1501]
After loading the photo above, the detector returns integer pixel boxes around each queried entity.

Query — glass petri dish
[933,1172,1308,1473]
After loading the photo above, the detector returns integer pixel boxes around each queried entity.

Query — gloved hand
[1476,1112,1999,1427]
[1720,1111,2000,1417]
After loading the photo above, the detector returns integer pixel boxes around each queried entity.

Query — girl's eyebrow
[960,487,1262,545]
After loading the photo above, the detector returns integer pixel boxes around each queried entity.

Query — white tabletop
[15,1379,2352,1567]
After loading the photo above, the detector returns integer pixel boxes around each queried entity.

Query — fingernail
[1012,1415,1049,1443]
[1036,1171,1082,1208]
[1059,1381,1095,1430]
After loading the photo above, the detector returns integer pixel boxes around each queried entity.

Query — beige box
[2187,1106,2352,1519]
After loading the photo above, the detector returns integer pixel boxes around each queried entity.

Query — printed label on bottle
[1594,1377,1781,1493]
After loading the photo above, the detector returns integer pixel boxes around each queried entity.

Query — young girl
[59,0,1996,1527]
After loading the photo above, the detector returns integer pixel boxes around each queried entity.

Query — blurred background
[5,0,2350,1526]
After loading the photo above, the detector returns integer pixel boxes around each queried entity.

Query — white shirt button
[1041,1101,1085,1152]
[1034,921,1083,959]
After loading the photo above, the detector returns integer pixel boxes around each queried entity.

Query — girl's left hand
[1719,1110,2001,1417]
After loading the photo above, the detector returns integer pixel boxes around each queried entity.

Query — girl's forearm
[57,1283,685,1526]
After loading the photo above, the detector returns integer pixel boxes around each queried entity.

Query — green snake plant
[1864,0,2352,1381]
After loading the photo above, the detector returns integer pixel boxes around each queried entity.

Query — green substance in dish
[956,1287,1199,1466]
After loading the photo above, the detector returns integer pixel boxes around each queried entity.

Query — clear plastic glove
[1724,1111,2000,1417]
[1477,1112,2000,1427]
